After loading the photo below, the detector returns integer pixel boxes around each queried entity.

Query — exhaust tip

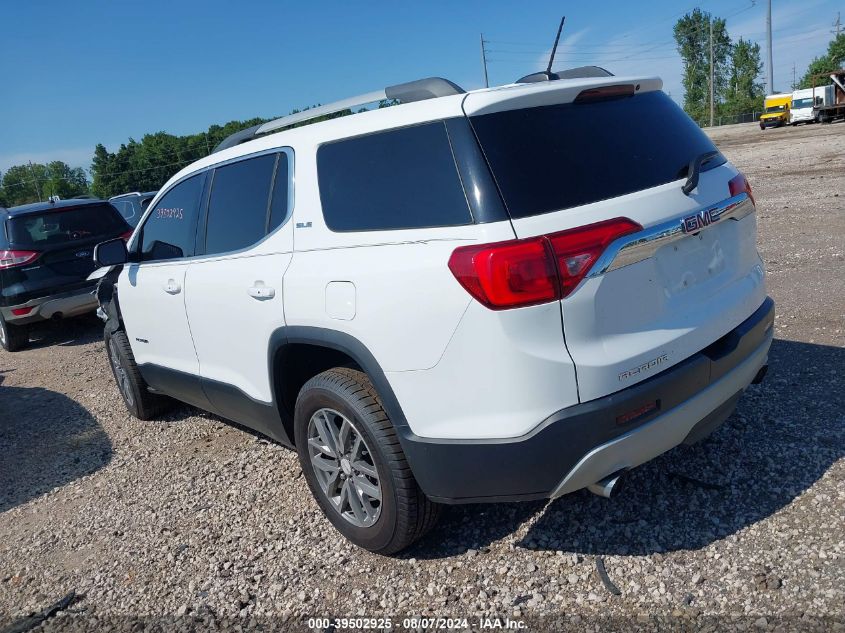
[587,471,626,499]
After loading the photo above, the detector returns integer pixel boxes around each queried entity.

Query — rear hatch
[1,203,130,304]
[463,78,767,402]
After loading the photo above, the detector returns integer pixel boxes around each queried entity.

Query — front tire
[104,329,172,420]
[294,368,440,555]
[0,315,28,352]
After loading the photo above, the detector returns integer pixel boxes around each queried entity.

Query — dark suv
[0,198,131,351]
[108,191,157,227]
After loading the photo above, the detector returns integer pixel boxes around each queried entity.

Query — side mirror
[94,238,128,267]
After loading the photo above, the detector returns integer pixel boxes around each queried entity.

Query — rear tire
[104,329,172,420]
[294,367,441,555]
[0,315,28,352]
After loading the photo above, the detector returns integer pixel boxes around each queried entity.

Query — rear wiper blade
[681,150,721,196]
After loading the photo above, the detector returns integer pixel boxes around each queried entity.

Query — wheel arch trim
[268,326,410,431]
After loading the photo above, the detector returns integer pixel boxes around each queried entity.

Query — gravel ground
[1,121,843,632]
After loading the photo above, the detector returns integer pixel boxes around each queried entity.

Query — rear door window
[7,203,127,246]
[470,90,725,218]
[267,152,291,232]
[204,154,277,255]
[317,121,472,231]
[140,174,204,261]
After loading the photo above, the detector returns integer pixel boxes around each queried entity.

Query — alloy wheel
[307,408,382,527]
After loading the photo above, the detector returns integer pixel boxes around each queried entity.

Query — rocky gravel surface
[1,121,843,632]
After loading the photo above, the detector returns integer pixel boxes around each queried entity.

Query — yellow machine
[759,93,792,129]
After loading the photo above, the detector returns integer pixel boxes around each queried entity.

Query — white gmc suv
[93,71,773,554]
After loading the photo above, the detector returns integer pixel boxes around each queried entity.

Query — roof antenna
[545,16,566,78]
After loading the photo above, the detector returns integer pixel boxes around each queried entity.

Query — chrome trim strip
[588,192,755,278]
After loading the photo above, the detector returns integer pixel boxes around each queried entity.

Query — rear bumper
[400,297,774,504]
[0,286,98,325]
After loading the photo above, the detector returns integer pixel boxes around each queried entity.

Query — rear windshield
[6,204,127,246]
[470,90,724,219]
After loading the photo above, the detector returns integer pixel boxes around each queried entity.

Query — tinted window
[111,199,136,221]
[470,91,725,219]
[317,121,471,231]
[205,154,276,255]
[140,174,203,261]
[268,152,290,232]
[7,204,128,246]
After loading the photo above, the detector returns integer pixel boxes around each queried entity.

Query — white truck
[790,85,834,125]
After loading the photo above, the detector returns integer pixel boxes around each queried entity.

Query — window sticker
[155,207,184,220]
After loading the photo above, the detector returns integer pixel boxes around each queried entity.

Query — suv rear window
[317,121,472,231]
[470,90,724,219]
[6,204,127,246]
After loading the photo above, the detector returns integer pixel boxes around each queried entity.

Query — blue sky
[0,0,841,174]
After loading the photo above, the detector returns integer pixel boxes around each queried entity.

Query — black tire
[0,315,29,352]
[294,367,441,555]
[104,329,172,420]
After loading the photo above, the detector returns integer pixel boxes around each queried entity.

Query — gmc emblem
[681,207,724,233]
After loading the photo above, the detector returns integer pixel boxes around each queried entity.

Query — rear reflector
[616,400,659,426]
[11,306,34,316]
[448,218,642,310]
[728,172,755,205]
[0,249,39,269]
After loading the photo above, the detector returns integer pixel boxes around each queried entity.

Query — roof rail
[516,66,614,84]
[213,77,465,153]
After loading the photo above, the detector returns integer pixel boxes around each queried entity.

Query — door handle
[163,279,181,294]
[247,282,275,300]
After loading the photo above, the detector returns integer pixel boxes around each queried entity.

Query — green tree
[88,106,363,198]
[0,161,88,206]
[798,33,845,88]
[723,38,765,115]
[674,9,732,123]
[43,161,89,199]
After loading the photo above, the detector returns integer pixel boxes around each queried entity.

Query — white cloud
[729,0,828,39]
[534,28,592,72]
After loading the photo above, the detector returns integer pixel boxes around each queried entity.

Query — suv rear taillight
[448,218,642,310]
[0,250,39,269]
[728,172,754,205]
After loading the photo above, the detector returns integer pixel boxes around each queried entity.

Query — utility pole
[766,0,774,94]
[709,16,715,127]
[834,12,841,37]
[480,33,489,88]
[28,161,42,202]
[792,63,796,89]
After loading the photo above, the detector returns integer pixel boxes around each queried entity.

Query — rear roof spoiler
[213,77,465,154]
